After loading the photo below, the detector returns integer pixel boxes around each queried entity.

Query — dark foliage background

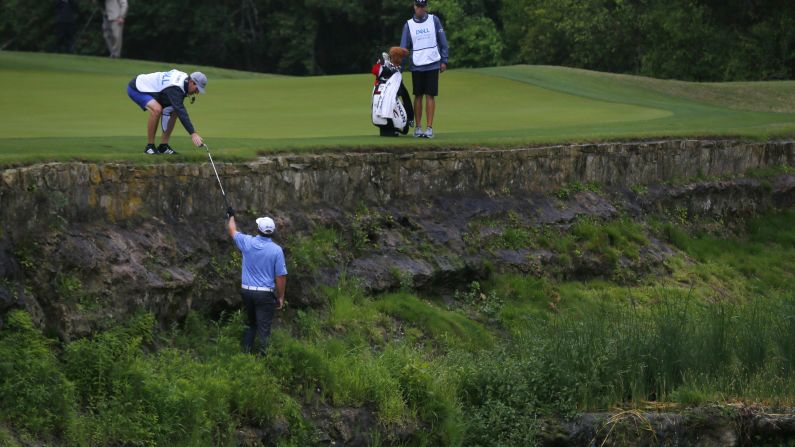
[2,0,794,80]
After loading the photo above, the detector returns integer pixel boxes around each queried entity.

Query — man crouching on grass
[126,69,207,155]
[227,207,287,355]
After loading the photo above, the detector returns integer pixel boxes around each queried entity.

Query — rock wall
[0,139,793,337]
[1,140,792,231]
[546,406,795,447]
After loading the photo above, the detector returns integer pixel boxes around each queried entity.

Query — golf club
[201,143,230,211]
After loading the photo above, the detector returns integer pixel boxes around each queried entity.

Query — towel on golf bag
[372,73,406,129]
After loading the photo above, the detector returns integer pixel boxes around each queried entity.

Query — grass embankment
[1,51,795,164]
[2,210,795,445]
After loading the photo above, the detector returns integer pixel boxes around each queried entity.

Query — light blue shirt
[233,232,287,288]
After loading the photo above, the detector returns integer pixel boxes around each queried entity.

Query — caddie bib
[135,69,188,94]
[408,15,441,66]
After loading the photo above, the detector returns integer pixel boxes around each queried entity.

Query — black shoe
[144,144,158,155]
[158,143,177,155]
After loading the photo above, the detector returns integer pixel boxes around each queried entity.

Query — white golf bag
[372,71,408,130]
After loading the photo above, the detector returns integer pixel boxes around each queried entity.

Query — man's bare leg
[414,95,425,136]
[426,95,436,128]
[414,95,424,129]
[145,100,163,145]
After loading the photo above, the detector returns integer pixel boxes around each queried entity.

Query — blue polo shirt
[233,232,288,288]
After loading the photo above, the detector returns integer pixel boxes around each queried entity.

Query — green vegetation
[375,292,494,351]
[500,0,795,82]
[3,0,794,82]
[287,227,344,274]
[556,181,601,200]
[0,311,75,442]
[468,214,650,280]
[1,52,795,165]
[2,211,795,445]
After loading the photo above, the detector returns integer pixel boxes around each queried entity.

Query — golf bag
[371,56,414,137]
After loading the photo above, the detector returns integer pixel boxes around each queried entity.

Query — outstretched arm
[227,215,237,238]
[164,88,193,133]
[163,86,202,146]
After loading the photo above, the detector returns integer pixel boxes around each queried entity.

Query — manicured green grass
[517,65,795,114]
[1,51,794,164]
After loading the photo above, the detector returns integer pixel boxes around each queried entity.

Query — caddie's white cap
[190,71,207,94]
[256,217,276,235]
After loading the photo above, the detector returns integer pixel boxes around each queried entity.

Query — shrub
[63,326,146,408]
[375,292,493,351]
[0,425,20,446]
[380,345,464,445]
[294,309,323,340]
[287,227,342,274]
[662,222,690,250]
[452,348,572,445]
[62,315,162,445]
[465,399,540,447]
[0,311,76,440]
[227,354,309,442]
[329,349,408,425]
[62,314,310,446]
[266,331,338,401]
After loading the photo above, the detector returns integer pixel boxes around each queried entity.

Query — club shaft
[203,144,230,208]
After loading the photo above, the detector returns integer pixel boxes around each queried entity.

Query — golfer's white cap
[256,217,276,235]
[190,71,208,94]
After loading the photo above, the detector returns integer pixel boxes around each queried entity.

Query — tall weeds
[513,291,795,409]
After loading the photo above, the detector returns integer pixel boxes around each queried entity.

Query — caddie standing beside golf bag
[126,69,207,155]
[371,47,415,137]
[400,0,449,139]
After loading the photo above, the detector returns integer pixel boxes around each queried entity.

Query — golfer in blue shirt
[227,208,287,354]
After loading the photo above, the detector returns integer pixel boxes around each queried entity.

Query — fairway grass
[1,51,794,164]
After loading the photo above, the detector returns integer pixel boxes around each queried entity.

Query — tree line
[2,0,793,81]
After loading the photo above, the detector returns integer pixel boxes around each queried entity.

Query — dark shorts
[127,84,154,111]
[412,69,440,97]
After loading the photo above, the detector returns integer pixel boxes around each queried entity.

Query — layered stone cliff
[0,140,793,338]
[2,140,792,226]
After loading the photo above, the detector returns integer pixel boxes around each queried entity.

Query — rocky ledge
[0,140,793,338]
[543,405,795,447]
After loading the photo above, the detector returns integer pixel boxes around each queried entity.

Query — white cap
[256,217,276,235]
[190,71,207,94]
